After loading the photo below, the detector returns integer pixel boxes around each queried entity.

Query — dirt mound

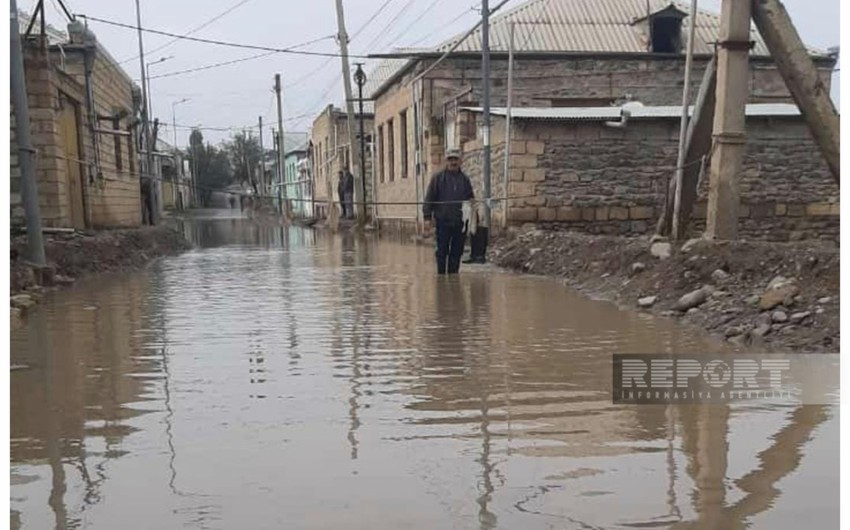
[11,226,191,294]
[491,229,839,353]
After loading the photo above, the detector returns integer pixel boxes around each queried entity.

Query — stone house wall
[10,37,141,229]
[58,45,141,227]
[371,53,835,227]
[461,115,837,242]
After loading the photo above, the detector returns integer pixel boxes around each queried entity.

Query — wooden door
[57,94,86,229]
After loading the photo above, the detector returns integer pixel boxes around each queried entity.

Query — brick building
[11,16,142,230]
[367,0,835,230]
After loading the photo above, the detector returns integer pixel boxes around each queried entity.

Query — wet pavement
[10,212,839,529]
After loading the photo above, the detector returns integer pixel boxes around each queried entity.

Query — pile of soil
[490,228,839,353]
[11,226,191,294]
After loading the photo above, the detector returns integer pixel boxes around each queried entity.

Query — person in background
[423,148,474,274]
[342,167,355,219]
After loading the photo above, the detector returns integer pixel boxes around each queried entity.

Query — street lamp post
[171,98,190,148]
[171,98,190,209]
[353,63,367,220]
[145,55,173,125]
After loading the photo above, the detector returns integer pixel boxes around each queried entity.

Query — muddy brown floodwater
[10,212,838,529]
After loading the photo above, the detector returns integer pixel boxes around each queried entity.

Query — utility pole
[671,0,699,240]
[10,0,46,266]
[751,0,840,185]
[272,127,280,209]
[705,0,751,240]
[354,63,368,220]
[258,116,266,196]
[333,0,364,221]
[274,74,287,216]
[481,0,492,242]
[135,0,158,224]
[502,22,515,229]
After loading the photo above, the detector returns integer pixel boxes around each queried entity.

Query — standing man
[423,148,475,274]
[342,167,355,219]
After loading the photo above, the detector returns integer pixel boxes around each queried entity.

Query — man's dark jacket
[423,169,474,225]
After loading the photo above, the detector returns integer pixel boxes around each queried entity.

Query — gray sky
[27,0,839,147]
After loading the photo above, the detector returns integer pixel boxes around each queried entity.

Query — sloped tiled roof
[437,0,776,56]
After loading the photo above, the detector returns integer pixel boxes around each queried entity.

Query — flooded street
[10,213,838,529]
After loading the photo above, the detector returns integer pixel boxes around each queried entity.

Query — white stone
[650,242,672,260]
[771,310,789,323]
[638,296,657,308]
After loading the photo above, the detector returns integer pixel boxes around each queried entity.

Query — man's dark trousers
[435,220,465,274]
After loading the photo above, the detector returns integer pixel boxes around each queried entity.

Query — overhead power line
[380,0,448,51]
[77,14,372,59]
[146,34,334,80]
[360,0,418,54]
[118,0,254,64]
[407,2,479,47]
[350,0,397,41]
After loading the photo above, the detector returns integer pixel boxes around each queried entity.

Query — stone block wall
[58,46,141,227]
[10,45,68,228]
[499,116,837,242]
[371,51,835,230]
[11,40,142,230]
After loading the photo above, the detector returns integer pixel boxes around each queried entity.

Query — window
[399,110,408,178]
[387,118,395,182]
[377,125,384,183]
[650,12,684,53]
[113,118,123,171]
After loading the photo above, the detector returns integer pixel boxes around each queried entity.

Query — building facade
[284,148,310,217]
[458,104,837,241]
[367,0,836,230]
[308,106,374,220]
[11,17,143,229]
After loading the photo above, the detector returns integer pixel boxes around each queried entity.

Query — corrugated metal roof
[461,103,802,120]
[432,0,816,57]
[364,49,426,102]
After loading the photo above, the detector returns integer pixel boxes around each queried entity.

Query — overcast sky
[26,0,840,146]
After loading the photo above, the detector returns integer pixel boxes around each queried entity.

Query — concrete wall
[371,54,834,228]
[465,116,837,242]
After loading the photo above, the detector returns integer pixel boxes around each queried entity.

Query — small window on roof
[641,5,688,54]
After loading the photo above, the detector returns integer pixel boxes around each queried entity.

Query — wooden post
[705,0,751,240]
[751,0,840,185]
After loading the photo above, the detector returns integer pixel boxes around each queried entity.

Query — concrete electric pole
[333,0,364,222]
[10,0,46,266]
[705,0,751,240]
[135,0,158,224]
[481,0,492,230]
[274,73,287,217]
[258,116,266,196]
